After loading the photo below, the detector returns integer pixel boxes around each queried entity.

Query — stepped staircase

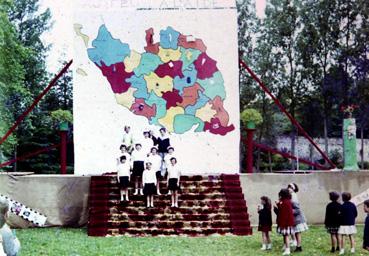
[88,174,252,236]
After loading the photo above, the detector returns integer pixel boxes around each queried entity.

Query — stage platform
[1,171,369,228]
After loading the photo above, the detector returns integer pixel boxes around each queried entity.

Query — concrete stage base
[0,171,368,228]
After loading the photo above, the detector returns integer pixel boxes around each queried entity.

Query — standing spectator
[274,188,295,256]
[363,199,369,251]
[141,131,154,156]
[153,128,170,175]
[258,196,272,250]
[338,192,358,255]
[324,191,342,253]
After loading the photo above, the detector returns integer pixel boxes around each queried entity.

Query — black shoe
[294,246,302,252]
[330,247,335,253]
[336,247,340,251]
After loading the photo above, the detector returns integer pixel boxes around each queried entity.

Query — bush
[50,109,73,123]
[240,108,263,125]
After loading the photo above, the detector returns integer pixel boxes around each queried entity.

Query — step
[106,227,233,236]
[108,213,231,221]
[90,181,224,189]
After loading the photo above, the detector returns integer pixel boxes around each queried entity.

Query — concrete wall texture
[240,171,369,226]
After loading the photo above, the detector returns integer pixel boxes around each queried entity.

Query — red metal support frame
[0,60,73,146]
[60,130,68,174]
[245,128,255,173]
[239,59,336,169]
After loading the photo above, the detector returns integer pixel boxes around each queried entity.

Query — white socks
[266,244,272,250]
[260,244,267,250]
[282,248,290,255]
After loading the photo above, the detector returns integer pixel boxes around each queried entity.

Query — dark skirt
[119,176,129,189]
[156,171,162,180]
[326,226,340,234]
[143,183,156,196]
[168,178,179,191]
[132,161,144,177]
[258,225,272,232]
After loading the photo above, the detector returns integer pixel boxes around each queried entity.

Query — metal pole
[60,131,67,174]
[246,128,255,173]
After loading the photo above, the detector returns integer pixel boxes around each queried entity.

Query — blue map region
[145,91,167,125]
[134,53,162,77]
[184,91,210,115]
[126,75,149,99]
[173,64,197,94]
[173,114,205,134]
[197,71,226,100]
[160,27,180,50]
[87,25,130,67]
[180,48,201,71]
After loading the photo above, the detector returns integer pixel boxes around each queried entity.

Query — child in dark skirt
[117,156,131,201]
[142,162,157,208]
[167,157,180,207]
[363,199,369,251]
[338,192,357,255]
[258,196,272,250]
[324,191,341,252]
[274,188,295,256]
[130,143,146,195]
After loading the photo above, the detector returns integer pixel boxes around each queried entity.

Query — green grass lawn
[15,226,367,256]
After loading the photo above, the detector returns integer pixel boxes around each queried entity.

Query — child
[117,144,130,164]
[146,147,163,195]
[288,183,308,252]
[167,157,181,207]
[258,196,272,250]
[142,162,157,208]
[274,188,295,256]
[164,147,177,169]
[363,199,369,251]
[117,156,131,201]
[122,125,133,152]
[324,191,342,253]
[0,198,20,256]
[338,192,357,255]
[130,143,146,195]
[141,131,154,156]
[153,128,171,175]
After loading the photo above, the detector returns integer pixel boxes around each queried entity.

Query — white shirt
[117,162,131,177]
[131,149,146,162]
[117,152,131,164]
[142,169,157,185]
[164,153,177,168]
[122,132,133,147]
[146,154,162,172]
[167,164,181,179]
[141,137,154,156]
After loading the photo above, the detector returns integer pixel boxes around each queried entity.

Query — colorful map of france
[85,25,235,136]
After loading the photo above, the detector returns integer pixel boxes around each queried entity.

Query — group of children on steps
[117,125,181,208]
[258,183,369,255]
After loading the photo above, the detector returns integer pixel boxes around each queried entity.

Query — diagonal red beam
[253,142,329,170]
[0,60,73,146]
[239,59,336,169]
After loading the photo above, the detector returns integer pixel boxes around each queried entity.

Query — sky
[40,0,266,74]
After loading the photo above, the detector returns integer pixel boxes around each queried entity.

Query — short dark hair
[341,192,351,202]
[170,157,177,163]
[279,188,291,200]
[287,183,299,193]
[160,127,166,132]
[120,144,127,150]
[120,156,127,162]
[364,199,369,208]
[329,191,340,202]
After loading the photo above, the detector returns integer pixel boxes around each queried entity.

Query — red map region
[178,83,204,108]
[193,52,219,80]
[204,117,235,136]
[144,28,160,54]
[98,62,133,94]
[155,61,184,79]
[162,89,183,110]
[130,98,156,119]
[178,34,207,52]
[210,96,229,127]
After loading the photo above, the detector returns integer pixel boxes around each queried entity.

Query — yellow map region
[158,47,181,63]
[115,87,137,109]
[74,23,90,47]
[144,72,173,97]
[195,103,217,122]
[123,50,142,73]
[158,106,185,132]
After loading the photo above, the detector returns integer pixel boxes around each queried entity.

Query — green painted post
[343,118,359,171]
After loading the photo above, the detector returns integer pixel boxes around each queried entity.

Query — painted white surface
[73,0,240,175]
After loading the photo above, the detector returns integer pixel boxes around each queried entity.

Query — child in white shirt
[117,156,131,201]
[167,157,181,207]
[142,162,157,208]
[131,143,146,195]
[141,131,154,157]
[117,144,131,165]
[146,147,163,195]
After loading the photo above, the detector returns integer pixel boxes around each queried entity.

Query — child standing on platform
[117,156,131,201]
[122,125,133,152]
[338,192,357,255]
[274,188,295,256]
[146,147,163,195]
[142,162,157,208]
[363,199,369,251]
[258,196,272,250]
[153,128,171,176]
[167,157,180,207]
[117,144,130,164]
[142,131,154,156]
[324,191,342,253]
[131,143,146,195]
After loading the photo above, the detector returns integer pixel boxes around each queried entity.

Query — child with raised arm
[142,162,157,208]
[363,199,369,251]
[274,188,295,256]
[117,144,130,165]
[338,192,357,255]
[117,156,131,201]
[258,196,272,250]
[324,191,341,253]
[130,143,146,195]
[122,125,133,152]
[146,147,163,195]
[167,157,180,208]
[0,198,20,256]
[141,131,154,157]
